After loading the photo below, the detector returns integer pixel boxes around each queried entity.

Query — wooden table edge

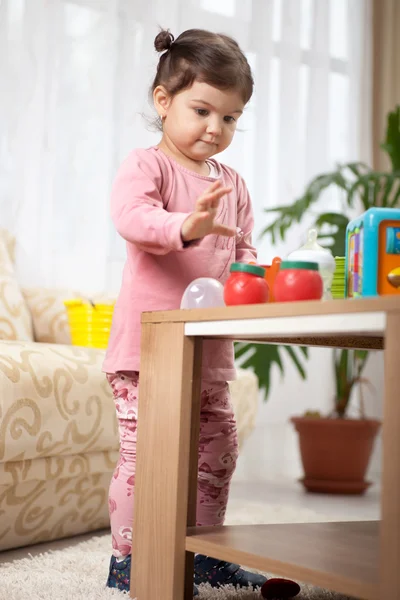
[142,296,400,324]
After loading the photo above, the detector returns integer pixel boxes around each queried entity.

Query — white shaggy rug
[0,500,358,600]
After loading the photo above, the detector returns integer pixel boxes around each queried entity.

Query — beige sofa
[0,229,259,552]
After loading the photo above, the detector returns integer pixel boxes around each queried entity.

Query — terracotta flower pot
[291,416,381,494]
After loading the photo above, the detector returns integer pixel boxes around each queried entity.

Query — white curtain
[0,0,371,294]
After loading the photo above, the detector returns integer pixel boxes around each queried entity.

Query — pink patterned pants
[107,371,238,558]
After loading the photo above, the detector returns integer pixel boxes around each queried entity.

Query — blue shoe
[194,554,267,589]
[106,555,131,592]
[106,555,199,596]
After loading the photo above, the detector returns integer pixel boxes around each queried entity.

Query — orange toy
[262,257,282,302]
[249,257,281,302]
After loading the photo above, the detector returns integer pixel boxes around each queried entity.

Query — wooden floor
[187,521,379,600]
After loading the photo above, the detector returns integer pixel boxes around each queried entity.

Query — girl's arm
[110,151,189,255]
[235,176,257,263]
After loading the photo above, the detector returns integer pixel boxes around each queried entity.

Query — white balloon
[180,277,225,309]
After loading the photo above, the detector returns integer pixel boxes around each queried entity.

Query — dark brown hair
[151,28,254,106]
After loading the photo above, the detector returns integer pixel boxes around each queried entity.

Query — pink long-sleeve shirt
[102,146,257,381]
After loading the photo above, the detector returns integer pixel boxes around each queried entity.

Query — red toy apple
[224,263,269,306]
[274,261,323,302]
[261,578,301,599]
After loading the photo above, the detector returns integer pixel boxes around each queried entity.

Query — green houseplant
[236,106,400,493]
[333,349,370,418]
[261,105,400,256]
[303,349,370,418]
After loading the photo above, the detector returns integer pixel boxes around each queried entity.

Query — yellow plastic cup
[64,299,114,349]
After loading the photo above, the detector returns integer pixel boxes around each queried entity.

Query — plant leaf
[284,345,307,379]
[389,175,400,207]
[261,170,349,244]
[234,341,254,359]
[380,106,400,171]
[344,162,371,178]
[299,346,309,358]
[354,349,368,362]
[333,348,370,416]
[347,172,391,210]
[354,349,369,376]
[234,342,309,401]
[381,175,391,207]
[336,348,350,407]
[313,212,349,255]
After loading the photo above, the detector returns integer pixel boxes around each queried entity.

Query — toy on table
[287,229,336,299]
[274,261,323,302]
[261,578,301,599]
[345,207,400,297]
[180,277,225,309]
[331,256,346,299]
[224,263,269,306]
[262,256,282,302]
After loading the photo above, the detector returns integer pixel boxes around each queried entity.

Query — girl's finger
[197,187,232,208]
[196,195,215,209]
[200,182,230,201]
[204,180,223,193]
[212,223,236,237]
[209,186,232,198]
[210,187,232,207]
[194,211,211,221]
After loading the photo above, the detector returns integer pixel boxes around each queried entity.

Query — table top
[142,296,400,350]
[143,296,400,324]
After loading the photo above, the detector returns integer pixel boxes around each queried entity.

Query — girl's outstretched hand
[181,180,236,243]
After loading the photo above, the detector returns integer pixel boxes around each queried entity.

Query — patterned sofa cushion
[0,341,118,465]
[22,287,78,344]
[0,230,33,341]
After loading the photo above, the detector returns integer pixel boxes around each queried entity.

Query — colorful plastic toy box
[345,207,400,297]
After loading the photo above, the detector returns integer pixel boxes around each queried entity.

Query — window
[0,0,370,289]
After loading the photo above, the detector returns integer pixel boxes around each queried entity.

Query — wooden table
[131,296,400,600]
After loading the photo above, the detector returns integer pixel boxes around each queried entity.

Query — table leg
[380,312,400,599]
[184,338,202,600]
[131,322,201,600]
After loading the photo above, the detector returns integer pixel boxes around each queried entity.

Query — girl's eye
[195,109,209,116]
[224,116,236,123]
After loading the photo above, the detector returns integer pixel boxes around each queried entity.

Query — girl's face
[154,81,244,163]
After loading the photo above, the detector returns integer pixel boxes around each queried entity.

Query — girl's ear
[153,85,171,119]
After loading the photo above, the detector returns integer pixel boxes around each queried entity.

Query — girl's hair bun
[154,29,175,52]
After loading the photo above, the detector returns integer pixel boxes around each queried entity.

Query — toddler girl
[104,27,266,596]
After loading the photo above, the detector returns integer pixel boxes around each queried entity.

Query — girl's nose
[206,118,222,136]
